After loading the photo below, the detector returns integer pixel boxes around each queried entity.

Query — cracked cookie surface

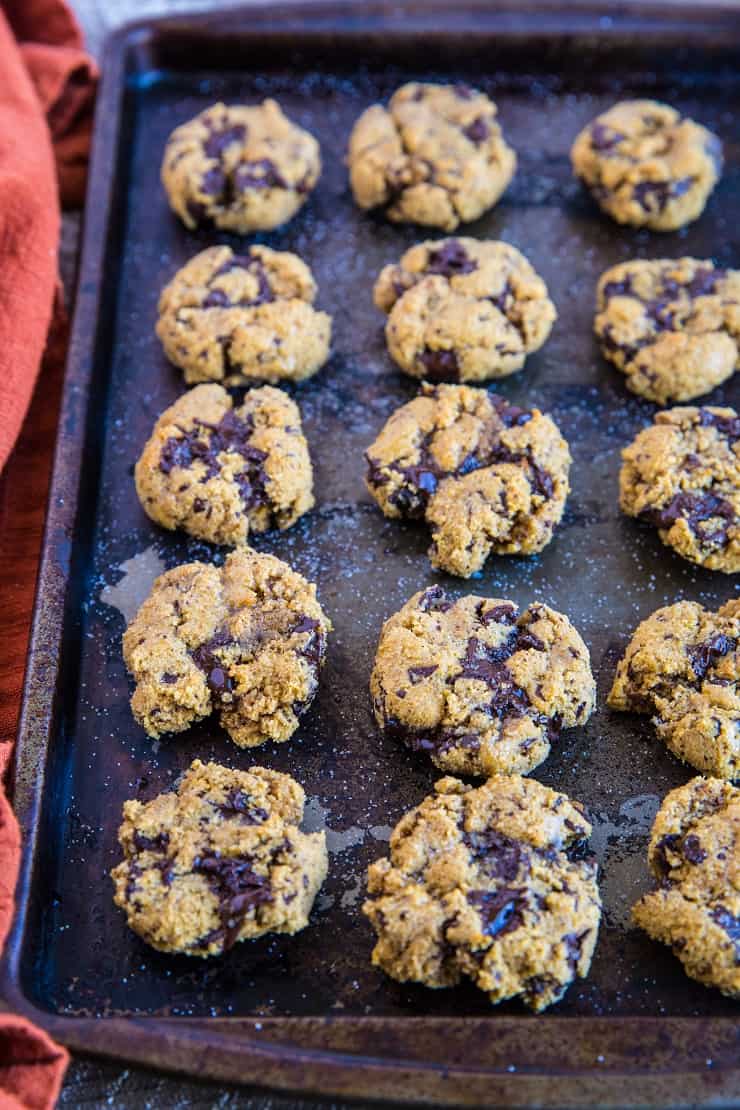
[365,383,571,577]
[632,776,739,999]
[595,259,740,404]
[571,99,722,231]
[156,245,332,386]
[371,587,595,777]
[161,100,321,232]
[609,599,740,779]
[363,774,601,1012]
[619,406,740,573]
[374,238,556,383]
[347,83,516,231]
[123,548,331,748]
[135,384,314,547]
[111,759,328,957]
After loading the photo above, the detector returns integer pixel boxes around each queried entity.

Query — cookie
[111,759,327,957]
[156,245,332,386]
[571,99,722,231]
[363,774,601,1012]
[135,384,314,547]
[122,548,331,748]
[608,599,740,779]
[347,82,516,231]
[371,587,595,778]
[374,238,556,382]
[595,259,740,404]
[161,100,320,232]
[365,383,571,577]
[632,776,739,999]
[619,406,740,573]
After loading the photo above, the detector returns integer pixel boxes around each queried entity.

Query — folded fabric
[0,1,97,1106]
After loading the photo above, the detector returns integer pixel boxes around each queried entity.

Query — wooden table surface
[3,2,731,1106]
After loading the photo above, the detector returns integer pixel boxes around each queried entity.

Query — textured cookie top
[347,83,516,231]
[609,598,740,779]
[595,258,740,404]
[619,406,740,574]
[371,587,595,778]
[632,776,739,999]
[122,548,331,748]
[111,759,328,957]
[161,100,321,232]
[363,774,601,1012]
[156,245,332,386]
[135,384,314,548]
[374,238,556,382]
[365,383,571,576]
[571,99,722,231]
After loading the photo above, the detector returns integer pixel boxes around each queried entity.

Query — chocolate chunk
[681,834,707,864]
[201,166,226,197]
[418,586,453,613]
[517,629,546,652]
[710,905,740,957]
[193,853,273,951]
[464,829,527,882]
[490,395,533,428]
[654,833,682,879]
[213,254,274,307]
[419,348,460,382]
[203,123,246,159]
[408,664,438,684]
[645,299,676,331]
[161,673,178,685]
[459,635,531,720]
[235,158,288,190]
[633,177,692,212]
[133,831,170,853]
[425,240,478,278]
[687,267,725,298]
[218,788,268,825]
[590,122,625,152]
[467,887,527,937]
[689,631,736,680]
[698,408,740,440]
[564,929,590,971]
[463,116,489,144]
[642,491,735,545]
[292,616,320,635]
[479,602,518,626]
[191,629,236,701]
[602,277,634,300]
[202,289,231,309]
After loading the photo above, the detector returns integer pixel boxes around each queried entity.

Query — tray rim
[2,2,740,1103]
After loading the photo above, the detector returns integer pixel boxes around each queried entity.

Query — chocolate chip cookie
[123,549,331,748]
[571,99,722,231]
[363,774,601,1011]
[595,259,740,404]
[632,776,739,999]
[156,245,332,386]
[374,238,557,382]
[371,587,595,778]
[347,83,516,231]
[619,406,740,573]
[161,100,321,232]
[135,384,314,547]
[111,759,328,957]
[365,384,571,577]
[609,599,740,779]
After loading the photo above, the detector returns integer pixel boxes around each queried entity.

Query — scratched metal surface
[20,25,740,1029]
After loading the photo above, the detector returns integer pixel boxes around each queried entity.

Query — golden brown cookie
[365,383,571,577]
[161,100,321,232]
[123,549,331,748]
[619,406,740,573]
[571,99,722,231]
[111,759,328,956]
[370,587,595,777]
[595,259,740,404]
[347,82,516,231]
[632,776,739,999]
[156,245,332,386]
[609,599,740,779]
[374,238,556,382]
[364,775,601,1012]
[135,384,314,547]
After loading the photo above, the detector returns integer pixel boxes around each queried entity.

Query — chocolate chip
[191,629,236,701]
[161,673,178,685]
[590,122,625,152]
[463,116,489,144]
[467,887,527,937]
[633,177,692,213]
[418,586,453,613]
[202,289,231,308]
[419,348,459,382]
[218,788,268,825]
[654,833,682,879]
[203,123,246,159]
[602,277,635,300]
[235,158,288,191]
[192,498,207,513]
[425,240,477,278]
[689,632,736,680]
[133,831,170,853]
[681,834,707,864]
[193,853,273,951]
[408,664,438,684]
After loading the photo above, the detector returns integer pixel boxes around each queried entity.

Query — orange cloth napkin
[0,1,97,1106]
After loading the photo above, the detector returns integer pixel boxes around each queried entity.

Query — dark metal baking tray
[2,2,739,1104]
